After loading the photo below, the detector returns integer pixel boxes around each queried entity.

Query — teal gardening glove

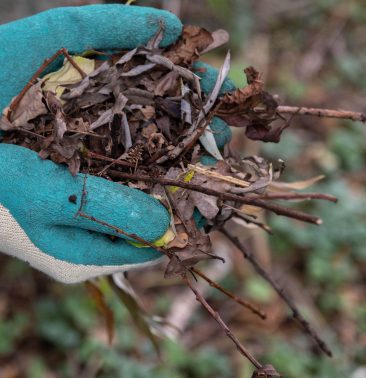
[0,5,233,283]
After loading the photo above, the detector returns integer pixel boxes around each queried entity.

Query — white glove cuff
[0,205,161,283]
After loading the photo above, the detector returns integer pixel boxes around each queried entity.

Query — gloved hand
[0,5,234,284]
[0,5,181,283]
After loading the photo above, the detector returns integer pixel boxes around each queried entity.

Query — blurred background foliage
[0,1,365,377]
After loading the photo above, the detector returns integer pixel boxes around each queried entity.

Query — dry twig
[191,267,266,319]
[277,105,366,123]
[184,275,263,369]
[107,169,323,225]
[221,228,333,357]
[7,48,86,119]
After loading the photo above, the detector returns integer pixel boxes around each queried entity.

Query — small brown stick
[256,192,338,203]
[77,212,172,259]
[184,275,263,369]
[8,48,86,120]
[107,169,322,225]
[191,267,266,320]
[87,151,147,169]
[277,105,366,123]
[221,228,333,357]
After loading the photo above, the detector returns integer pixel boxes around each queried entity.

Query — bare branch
[221,228,333,357]
[277,105,366,123]
[184,275,263,369]
[108,169,323,225]
[191,267,267,319]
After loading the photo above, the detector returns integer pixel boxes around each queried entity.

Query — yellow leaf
[127,227,176,248]
[42,56,95,98]
[168,170,195,193]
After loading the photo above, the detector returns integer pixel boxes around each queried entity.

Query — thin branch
[7,48,86,119]
[277,105,366,123]
[183,275,263,369]
[191,267,266,320]
[221,228,333,357]
[78,210,268,365]
[87,151,147,169]
[256,192,338,202]
[77,212,172,259]
[107,169,323,225]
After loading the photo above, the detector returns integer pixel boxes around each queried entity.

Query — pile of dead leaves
[0,22,335,282]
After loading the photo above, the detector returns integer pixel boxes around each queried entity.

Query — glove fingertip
[210,117,232,149]
[85,4,183,49]
[193,61,236,94]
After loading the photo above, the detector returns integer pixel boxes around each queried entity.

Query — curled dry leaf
[164,25,214,65]
[2,81,47,129]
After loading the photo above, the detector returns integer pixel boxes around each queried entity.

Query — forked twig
[7,48,86,120]
[183,274,263,369]
[191,267,266,319]
[75,210,268,366]
[221,228,333,357]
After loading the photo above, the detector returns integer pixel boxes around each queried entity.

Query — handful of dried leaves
[0,24,336,372]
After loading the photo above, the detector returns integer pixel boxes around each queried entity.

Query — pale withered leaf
[1,81,47,130]
[164,25,214,65]
[201,29,230,54]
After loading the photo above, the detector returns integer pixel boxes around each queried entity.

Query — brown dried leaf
[201,29,230,54]
[164,25,214,65]
[245,121,289,143]
[222,67,263,105]
[166,167,231,221]
[45,92,67,141]
[155,97,181,119]
[156,116,172,140]
[108,274,162,358]
[164,233,213,278]
[154,71,180,97]
[123,88,154,106]
[1,82,47,130]
[85,281,114,345]
[121,62,156,77]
